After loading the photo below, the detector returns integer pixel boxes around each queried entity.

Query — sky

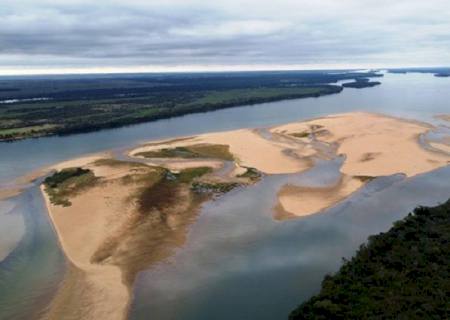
[1,0,450,75]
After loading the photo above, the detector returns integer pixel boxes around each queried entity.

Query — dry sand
[41,173,134,320]
[273,112,449,217]
[131,129,313,174]
[273,112,449,177]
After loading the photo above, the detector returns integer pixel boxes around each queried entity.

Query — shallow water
[0,183,66,320]
[130,166,450,320]
[0,72,449,319]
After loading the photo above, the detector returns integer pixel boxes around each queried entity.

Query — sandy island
[36,111,449,319]
[271,112,449,217]
[40,151,260,319]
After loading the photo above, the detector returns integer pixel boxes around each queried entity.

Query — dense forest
[342,78,381,88]
[289,199,450,319]
[0,70,382,141]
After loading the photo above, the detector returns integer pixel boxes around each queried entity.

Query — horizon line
[0,64,448,77]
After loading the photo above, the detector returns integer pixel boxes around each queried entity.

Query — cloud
[1,0,450,74]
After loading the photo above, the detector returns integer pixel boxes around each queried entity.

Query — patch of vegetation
[43,167,97,206]
[136,144,234,161]
[0,124,59,141]
[0,71,383,141]
[134,166,212,214]
[354,175,376,182]
[191,181,240,194]
[290,131,310,138]
[93,158,148,168]
[175,167,212,183]
[289,199,450,320]
[237,167,262,181]
[342,78,381,89]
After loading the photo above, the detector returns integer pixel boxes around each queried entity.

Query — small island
[342,78,381,88]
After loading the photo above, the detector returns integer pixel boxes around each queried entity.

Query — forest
[289,199,450,319]
[0,70,382,141]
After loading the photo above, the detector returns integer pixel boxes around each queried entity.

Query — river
[0,72,449,319]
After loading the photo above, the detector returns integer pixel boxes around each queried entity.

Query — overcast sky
[1,0,450,74]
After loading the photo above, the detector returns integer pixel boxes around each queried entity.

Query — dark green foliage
[342,78,381,89]
[0,71,383,141]
[191,181,240,194]
[289,199,450,320]
[44,167,91,188]
[237,167,262,181]
[43,168,97,206]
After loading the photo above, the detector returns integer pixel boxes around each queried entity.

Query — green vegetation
[175,167,212,183]
[342,78,381,89]
[136,144,234,161]
[290,131,310,138]
[0,124,59,140]
[191,181,240,194]
[0,71,383,141]
[354,175,376,182]
[289,199,450,320]
[93,158,149,168]
[135,166,213,214]
[237,167,262,181]
[0,87,340,141]
[43,167,97,206]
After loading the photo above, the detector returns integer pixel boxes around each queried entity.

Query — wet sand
[275,175,365,219]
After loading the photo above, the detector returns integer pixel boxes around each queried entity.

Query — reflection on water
[0,200,25,262]
[130,166,450,320]
[0,185,66,320]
